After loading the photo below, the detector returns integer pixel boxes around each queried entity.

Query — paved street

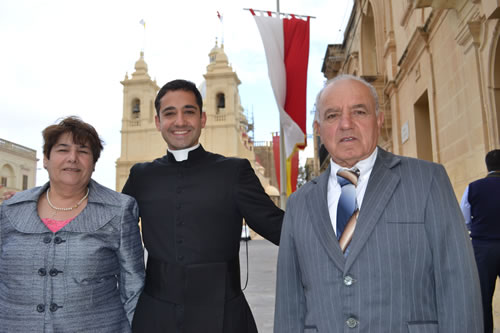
[238,240,500,333]
[239,239,279,333]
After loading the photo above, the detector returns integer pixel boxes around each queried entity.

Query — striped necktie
[336,167,360,253]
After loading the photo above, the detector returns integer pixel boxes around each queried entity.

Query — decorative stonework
[400,1,414,27]
[415,62,421,81]
[456,19,482,52]
[396,28,428,83]
[415,0,458,9]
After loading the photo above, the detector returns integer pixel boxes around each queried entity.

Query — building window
[132,99,141,118]
[216,93,225,113]
[1,177,6,187]
[22,175,28,190]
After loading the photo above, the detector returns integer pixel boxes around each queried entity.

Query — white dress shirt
[168,144,200,162]
[460,185,471,229]
[327,147,378,236]
[459,170,497,229]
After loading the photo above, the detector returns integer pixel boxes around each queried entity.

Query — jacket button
[36,304,45,313]
[343,275,355,286]
[49,268,60,277]
[49,303,60,312]
[346,317,358,328]
[176,238,183,244]
[54,236,64,244]
[177,255,184,261]
[176,188,182,194]
[38,268,47,276]
[43,236,52,244]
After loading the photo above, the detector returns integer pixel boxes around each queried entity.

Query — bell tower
[115,46,276,198]
[115,52,161,191]
[200,42,253,161]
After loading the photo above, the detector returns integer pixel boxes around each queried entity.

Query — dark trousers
[472,240,500,333]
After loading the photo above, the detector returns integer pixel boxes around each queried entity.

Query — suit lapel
[4,180,119,234]
[62,180,118,233]
[345,149,401,272]
[307,165,346,271]
[3,183,49,233]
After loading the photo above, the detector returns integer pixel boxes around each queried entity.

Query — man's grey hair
[314,74,380,122]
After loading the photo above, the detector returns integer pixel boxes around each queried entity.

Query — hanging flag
[250,9,309,159]
[217,11,223,22]
[273,133,300,195]
[139,19,146,29]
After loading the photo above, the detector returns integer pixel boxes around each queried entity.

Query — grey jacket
[274,148,483,332]
[0,179,145,332]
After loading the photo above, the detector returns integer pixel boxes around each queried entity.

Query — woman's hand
[1,190,16,201]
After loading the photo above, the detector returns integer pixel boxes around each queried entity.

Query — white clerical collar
[168,144,200,162]
[329,147,378,182]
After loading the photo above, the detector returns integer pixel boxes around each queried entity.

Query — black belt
[143,256,242,333]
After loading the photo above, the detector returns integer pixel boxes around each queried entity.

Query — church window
[22,175,28,190]
[1,177,6,187]
[132,99,141,118]
[216,93,225,112]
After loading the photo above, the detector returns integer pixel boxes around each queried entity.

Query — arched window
[1,164,15,188]
[216,93,225,113]
[131,99,141,118]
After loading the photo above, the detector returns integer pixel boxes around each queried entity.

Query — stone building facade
[320,0,500,327]
[115,43,278,205]
[320,0,500,200]
[0,138,37,202]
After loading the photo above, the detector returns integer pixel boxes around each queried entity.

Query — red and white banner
[273,133,299,195]
[250,9,309,159]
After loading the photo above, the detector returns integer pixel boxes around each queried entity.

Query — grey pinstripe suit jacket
[274,148,483,333]
[0,179,145,332]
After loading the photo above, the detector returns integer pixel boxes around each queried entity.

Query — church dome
[129,51,151,81]
[134,51,148,73]
[208,42,228,65]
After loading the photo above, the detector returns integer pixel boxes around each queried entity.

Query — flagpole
[139,19,146,53]
[276,0,288,209]
[246,6,312,208]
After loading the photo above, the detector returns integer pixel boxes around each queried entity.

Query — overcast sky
[0,0,353,189]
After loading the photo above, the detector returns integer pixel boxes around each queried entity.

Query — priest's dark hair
[154,79,203,117]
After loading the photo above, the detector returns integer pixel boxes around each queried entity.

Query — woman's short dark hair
[42,116,104,163]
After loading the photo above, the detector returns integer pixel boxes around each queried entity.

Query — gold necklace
[46,188,89,215]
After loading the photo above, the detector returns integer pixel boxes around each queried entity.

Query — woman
[0,116,144,332]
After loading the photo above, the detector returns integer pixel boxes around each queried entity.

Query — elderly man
[274,75,483,332]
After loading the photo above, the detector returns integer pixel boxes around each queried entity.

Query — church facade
[320,0,500,199]
[115,43,277,201]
